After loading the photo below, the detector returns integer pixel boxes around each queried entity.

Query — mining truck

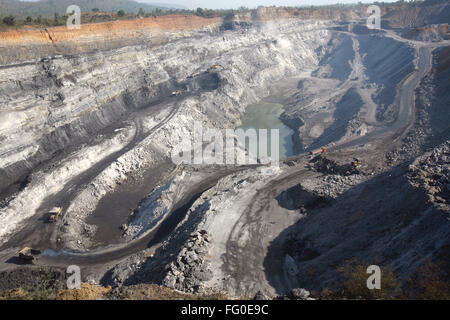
[352,158,362,167]
[18,247,41,263]
[188,71,202,79]
[171,90,183,96]
[207,64,224,72]
[48,207,62,223]
[309,147,327,155]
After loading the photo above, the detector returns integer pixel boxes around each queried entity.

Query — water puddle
[238,102,294,160]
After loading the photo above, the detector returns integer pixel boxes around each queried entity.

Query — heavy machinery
[18,247,41,263]
[171,90,183,97]
[207,64,224,72]
[352,158,362,167]
[48,207,62,223]
[309,147,327,155]
[187,71,202,79]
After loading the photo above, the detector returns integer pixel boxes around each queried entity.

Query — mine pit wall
[312,34,355,82]
[423,45,450,144]
[0,15,224,65]
[309,88,364,151]
[391,44,450,163]
[382,2,450,29]
[0,15,334,197]
[357,35,415,122]
[0,47,177,196]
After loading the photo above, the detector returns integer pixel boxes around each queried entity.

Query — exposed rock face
[270,143,450,292]
[381,1,450,29]
[0,17,332,243]
[0,19,327,194]
[311,156,361,176]
[0,15,223,64]
[289,288,313,300]
[403,24,449,42]
[357,35,415,121]
[386,45,450,164]
[408,141,450,212]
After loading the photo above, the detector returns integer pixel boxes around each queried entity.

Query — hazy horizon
[137,0,397,10]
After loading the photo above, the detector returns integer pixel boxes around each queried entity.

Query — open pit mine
[0,2,449,300]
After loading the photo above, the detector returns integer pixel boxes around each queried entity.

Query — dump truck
[18,247,41,263]
[171,90,183,97]
[352,158,362,167]
[48,207,62,223]
[309,147,327,155]
[187,71,202,79]
[207,64,224,72]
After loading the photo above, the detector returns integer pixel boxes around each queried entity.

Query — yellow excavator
[18,247,41,263]
[48,207,62,223]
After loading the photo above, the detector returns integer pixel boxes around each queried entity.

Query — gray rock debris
[290,288,315,300]
[162,230,213,293]
[254,290,271,300]
[408,141,450,212]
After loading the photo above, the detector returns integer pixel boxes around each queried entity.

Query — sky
[137,0,395,10]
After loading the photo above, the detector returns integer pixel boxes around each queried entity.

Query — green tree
[92,8,100,12]
[138,8,145,17]
[3,15,15,26]
[25,16,33,24]
[54,13,60,25]
[117,10,125,17]
[196,8,204,16]
[153,8,163,16]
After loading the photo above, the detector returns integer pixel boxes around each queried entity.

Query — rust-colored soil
[0,15,222,45]
[0,288,29,300]
[57,283,112,300]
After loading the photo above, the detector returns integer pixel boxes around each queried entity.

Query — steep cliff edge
[0,15,223,64]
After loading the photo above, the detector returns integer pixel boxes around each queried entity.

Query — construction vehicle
[48,207,62,223]
[171,90,183,97]
[352,158,362,167]
[309,147,327,155]
[18,247,41,263]
[187,71,202,79]
[207,64,224,72]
